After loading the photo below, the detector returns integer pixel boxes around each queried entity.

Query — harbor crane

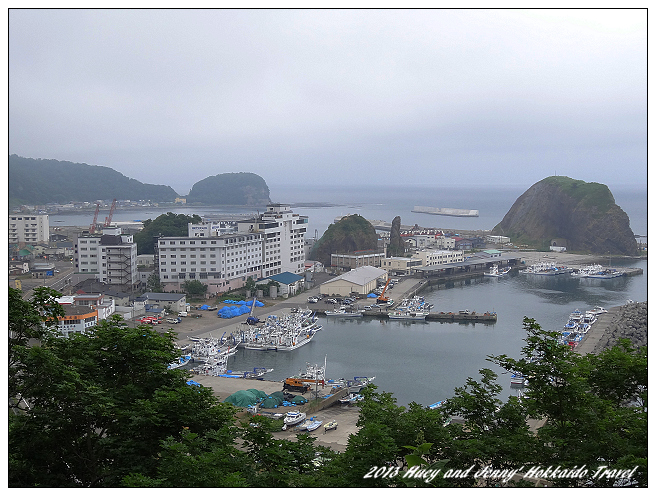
[104,199,117,227]
[246,297,260,325]
[89,203,100,234]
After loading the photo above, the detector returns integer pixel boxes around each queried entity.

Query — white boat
[238,310,322,351]
[484,264,511,277]
[167,354,193,370]
[306,420,323,432]
[283,410,307,427]
[388,309,429,320]
[428,400,446,409]
[510,373,527,386]
[325,306,363,317]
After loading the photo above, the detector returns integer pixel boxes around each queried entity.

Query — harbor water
[226,258,647,407]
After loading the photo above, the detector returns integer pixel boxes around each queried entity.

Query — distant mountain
[9,155,179,205]
[186,172,271,206]
[492,176,638,255]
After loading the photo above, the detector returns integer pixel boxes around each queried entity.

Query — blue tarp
[367,293,377,298]
[186,380,202,387]
[199,305,209,310]
[223,299,264,307]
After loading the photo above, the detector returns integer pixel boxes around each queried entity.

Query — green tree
[133,212,202,254]
[9,310,236,487]
[146,273,164,292]
[182,279,208,298]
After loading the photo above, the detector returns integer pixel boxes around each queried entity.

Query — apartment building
[331,251,385,270]
[9,214,50,244]
[75,226,139,292]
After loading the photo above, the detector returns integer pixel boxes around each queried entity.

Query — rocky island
[492,176,638,255]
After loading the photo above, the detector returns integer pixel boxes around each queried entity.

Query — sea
[49,183,648,407]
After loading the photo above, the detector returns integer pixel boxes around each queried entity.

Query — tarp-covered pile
[367,293,378,298]
[199,305,209,310]
[218,300,265,318]
[223,389,267,407]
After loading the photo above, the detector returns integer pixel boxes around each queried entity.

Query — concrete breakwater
[316,309,497,322]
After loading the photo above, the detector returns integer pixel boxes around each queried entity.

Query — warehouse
[319,265,388,297]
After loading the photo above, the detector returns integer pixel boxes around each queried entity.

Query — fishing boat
[167,355,193,370]
[428,400,446,409]
[325,306,363,317]
[282,410,307,429]
[239,310,322,351]
[387,309,429,320]
[484,264,511,277]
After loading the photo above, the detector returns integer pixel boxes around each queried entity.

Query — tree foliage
[182,279,208,297]
[9,293,647,488]
[133,212,202,254]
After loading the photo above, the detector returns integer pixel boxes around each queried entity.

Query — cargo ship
[412,206,479,217]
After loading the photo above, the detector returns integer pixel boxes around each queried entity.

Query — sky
[8,8,647,196]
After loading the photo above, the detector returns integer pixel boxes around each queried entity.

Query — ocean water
[50,183,647,240]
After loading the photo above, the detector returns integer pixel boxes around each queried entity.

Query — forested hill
[186,172,271,205]
[9,155,179,205]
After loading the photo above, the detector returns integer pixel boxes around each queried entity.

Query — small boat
[510,373,527,386]
[306,420,323,432]
[428,400,446,409]
[324,420,338,432]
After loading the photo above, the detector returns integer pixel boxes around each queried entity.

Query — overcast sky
[9,8,646,195]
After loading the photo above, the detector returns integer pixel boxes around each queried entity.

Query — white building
[319,266,388,297]
[236,203,308,277]
[412,249,465,267]
[157,231,265,293]
[75,226,139,292]
[9,214,50,244]
[157,203,308,293]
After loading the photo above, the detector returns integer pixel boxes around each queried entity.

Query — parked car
[326,298,337,304]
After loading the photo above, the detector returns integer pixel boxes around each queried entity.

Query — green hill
[310,214,379,267]
[492,176,638,255]
[9,155,178,205]
[186,172,271,205]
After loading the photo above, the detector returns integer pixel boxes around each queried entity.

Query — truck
[166,317,181,324]
[178,311,188,318]
[282,377,325,393]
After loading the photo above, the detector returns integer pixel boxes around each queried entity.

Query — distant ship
[412,206,479,217]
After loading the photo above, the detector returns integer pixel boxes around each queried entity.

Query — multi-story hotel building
[157,203,308,293]
[75,226,139,292]
[9,214,50,244]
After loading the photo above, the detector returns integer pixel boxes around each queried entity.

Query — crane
[89,203,100,233]
[104,199,117,227]
[377,278,391,305]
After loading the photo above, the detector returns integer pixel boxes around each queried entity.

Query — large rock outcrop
[492,176,638,255]
[387,216,406,256]
[310,214,378,267]
[186,172,271,205]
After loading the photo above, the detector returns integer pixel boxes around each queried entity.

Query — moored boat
[388,309,429,320]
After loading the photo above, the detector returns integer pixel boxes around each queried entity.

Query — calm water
[228,258,647,407]
[50,184,647,406]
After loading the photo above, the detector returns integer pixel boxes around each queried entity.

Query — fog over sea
[50,183,647,406]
